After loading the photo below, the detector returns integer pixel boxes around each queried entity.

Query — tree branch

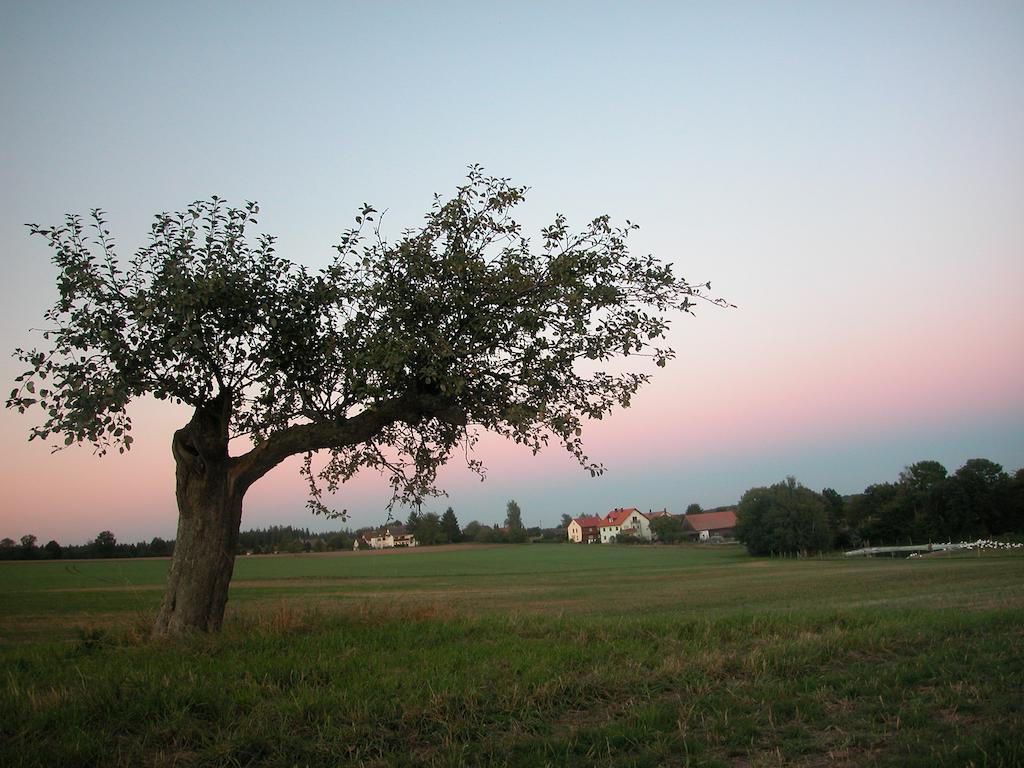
[229,393,465,494]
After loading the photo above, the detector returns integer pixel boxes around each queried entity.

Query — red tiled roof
[683,510,737,532]
[604,507,646,526]
[573,516,605,528]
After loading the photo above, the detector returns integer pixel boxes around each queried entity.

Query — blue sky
[1,2,1022,542]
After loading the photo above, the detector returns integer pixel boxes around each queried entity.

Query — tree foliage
[735,477,831,556]
[843,458,1021,545]
[650,514,686,543]
[8,167,720,513]
[92,530,117,558]
[440,506,462,543]
[505,499,527,543]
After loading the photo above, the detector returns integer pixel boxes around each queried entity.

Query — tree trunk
[150,390,460,636]
[154,392,243,636]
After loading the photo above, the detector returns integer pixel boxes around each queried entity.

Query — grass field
[1,544,1022,767]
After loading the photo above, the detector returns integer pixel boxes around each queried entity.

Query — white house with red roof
[599,507,652,543]
[568,508,655,543]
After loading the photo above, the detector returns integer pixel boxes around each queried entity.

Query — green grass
[2,545,1022,766]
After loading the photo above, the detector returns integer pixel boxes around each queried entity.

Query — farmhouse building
[600,507,653,543]
[355,524,418,550]
[568,508,653,543]
[567,515,604,543]
[681,510,737,541]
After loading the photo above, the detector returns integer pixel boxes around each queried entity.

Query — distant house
[600,507,653,543]
[681,510,737,541]
[568,508,657,543]
[567,515,604,543]
[355,524,418,550]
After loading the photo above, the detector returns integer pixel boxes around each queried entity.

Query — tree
[505,500,527,543]
[685,503,702,515]
[650,514,686,543]
[326,532,353,551]
[43,539,63,559]
[405,510,422,539]
[559,513,573,529]
[1009,468,1024,534]
[462,520,482,541]
[946,458,1011,537]
[20,534,38,558]
[148,536,171,557]
[440,506,461,543]
[735,477,830,556]
[416,512,442,545]
[93,530,117,558]
[8,169,719,634]
[820,487,848,547]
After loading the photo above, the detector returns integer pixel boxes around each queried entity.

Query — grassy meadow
[1,544,1022,767]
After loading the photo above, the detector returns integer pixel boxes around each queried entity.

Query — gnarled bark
[154,392,241,636]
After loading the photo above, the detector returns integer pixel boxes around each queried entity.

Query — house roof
[604,507,646,526]
[572,515,605,528]
[683,510,737,532]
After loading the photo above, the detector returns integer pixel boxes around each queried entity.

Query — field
[1,545,1022,767]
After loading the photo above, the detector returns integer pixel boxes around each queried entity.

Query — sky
[1,2,1022,544]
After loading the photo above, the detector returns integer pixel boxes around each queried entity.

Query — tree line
[0,531,172,561]
[735,458,1024,556]
[0,499,552,560]
[389,500,563,545]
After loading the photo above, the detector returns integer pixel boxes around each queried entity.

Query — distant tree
[416,513,442,545]
[891,460,949,543]
[462,520,482,541]
[735,477,830,556]
[0,538,14,549]
[899,460,948,491]
[9,170,722,633]
[440,507,462,543]
[148,537,171,557]
[685,503,702,515]
[946,458,1011,537]
[93,531,117,558]
[505,500,527,543]
[820,487,847,546]
[42,539,62,559]
[848,482,900,545]
[559,513,573,529]
[1008,468,1024,533]
[20,534,38,558]
[326,532,353,551]
[405,510,422,539]
[650,515,685,543]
